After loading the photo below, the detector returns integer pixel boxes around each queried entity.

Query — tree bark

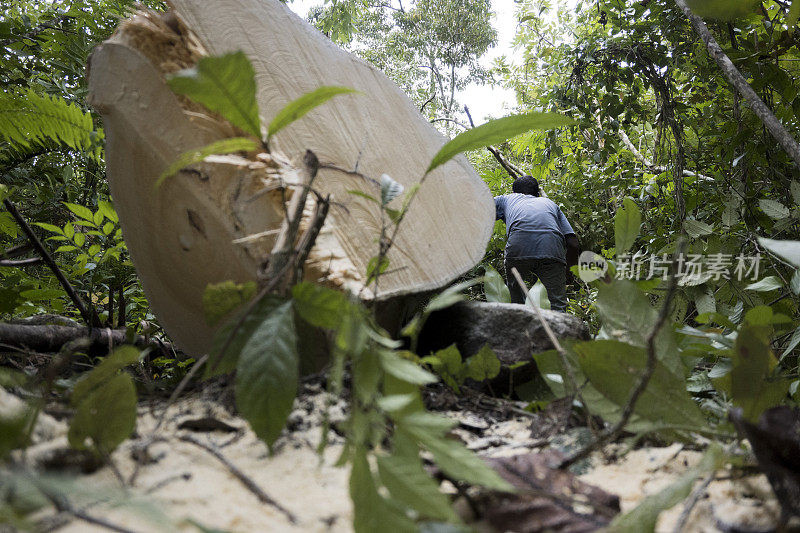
[674,0,800,168]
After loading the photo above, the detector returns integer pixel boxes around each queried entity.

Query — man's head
[512,175,540,197]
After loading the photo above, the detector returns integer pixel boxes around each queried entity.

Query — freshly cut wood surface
[87,1,493,355]
[169,0,494,293]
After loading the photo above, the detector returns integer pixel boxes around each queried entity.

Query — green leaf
[292,282,351,330]
[526,280,550,309]
[426,344,463,392]
[607,445,725,532]
[788,1,800,26]
[615,198,641,253]
[205,295,285,378]
[235,301,299,448]
[267,86,359,139]
[88,244,101,256]
[758,238,800,268]
[168,51,261,138]
[745,276,782,292]
[0,89,103,161]
[380,173,404,206]
[483,264,510,303]
[73,233,85,247]
[366,255,390,283]
[202,280,256,327]
[464,344,501,382]
[377,454,457,521]
[791,270,800,295]
[72,346,140,402]
[427,111,573,173]
[347,189,379,204]
[33,222,63,234]
[685,0,758,20]
[68,372,137,455]
[575,340,707,429]
[63,202,94,222]
[379,350,438,385]
[98,200,118,223]
[781,325,800,360]
[350,450,416,533]
[156,137,258,187]
[401,417,512,491]
[791,180,800,204]
[683,218,712,238]
[425,277,485,313]
[596,280,683,376]
[729,324,790,421]
[759,199,790,220]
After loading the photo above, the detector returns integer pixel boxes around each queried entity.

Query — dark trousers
[504,257,568,312]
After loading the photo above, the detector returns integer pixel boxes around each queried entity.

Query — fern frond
[0,90,103,164]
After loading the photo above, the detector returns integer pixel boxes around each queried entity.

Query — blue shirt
[494,194,575,263]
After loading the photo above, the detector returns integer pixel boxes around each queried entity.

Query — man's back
[495,193,575,262]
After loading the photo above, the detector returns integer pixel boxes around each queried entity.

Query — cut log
[87,1,493,356]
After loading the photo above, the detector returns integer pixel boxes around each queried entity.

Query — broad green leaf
[483,264,510,303]
[575,340,707,429]
[759,199,790,220]
[366,255,390,283]
[402,420,512,491]
[0,397,31,458]
[427,111,573,173]
[380,173,404,206]
[350,450,416,533]
[722,205,739,227]
[377,394,417,413]
[98,200,118,223]
[683,219,712,238]
[615,198,641,253]
[235,301,299,448]
[425,277,485,313]
[791,181,800,205]
[745,276,782,292]
[68,372,137,455]
[695,291,716,315]
[202,280,256,327]
[464,344,501,382]
[354,350,381,404]
[789,1,800,27]
[168,51,261,138]
[292,282,351,329]
[33,222,63,234]
[781,326,800,360]
[427,344,463,392]
[758,238,800,268]
[267,86,359,139]
[156,137,258,187]
[379,350,438,385]
[205,295,285,378]
[607,445,725,532]
[729,324,790,421]
[72,346,140,402]
[526,280,550,309]
[686,0,758,20]
[596,280,683,376]
[377,454,457,521]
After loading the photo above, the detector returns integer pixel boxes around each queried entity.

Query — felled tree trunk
[86,0,494,356]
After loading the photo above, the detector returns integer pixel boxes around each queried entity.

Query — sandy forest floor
[4,380,786,533]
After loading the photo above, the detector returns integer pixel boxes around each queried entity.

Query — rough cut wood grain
[87,1,494,355]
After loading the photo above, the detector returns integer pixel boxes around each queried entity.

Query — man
[494,176,579,312]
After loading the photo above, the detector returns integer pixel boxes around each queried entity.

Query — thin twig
[3,199,100,326]
[674,0,800,168]
[510,267,594,431]
[178,434,298,524]
[464,105,523,180]
[672,472,715,533]
[558,249,683,470]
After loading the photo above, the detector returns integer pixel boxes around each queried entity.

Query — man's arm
[565,233,580,268]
